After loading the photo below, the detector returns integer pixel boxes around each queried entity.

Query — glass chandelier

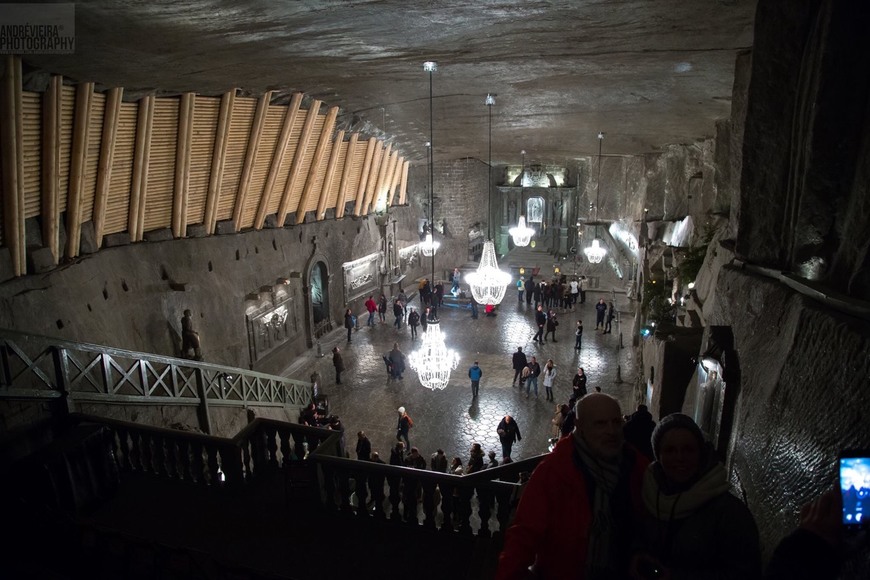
[408,321,459,390]
[509,150,535,247]
[419,61,439,258]
[583,131,608,265]
[467,94,512,305]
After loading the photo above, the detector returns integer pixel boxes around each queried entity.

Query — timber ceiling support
[353,138,377,217]
[398,160,409,206]
[128,95,154,242]
[93,87,123,247]
[277,100,321,226]
[0,56,24,276]
[171,92,195,238]
[362,143,388,215]
[296,105,339,224]
[334,132,359,220]
[204,89,235,235]
[233,91,272,231]
[41,75,62,264]
[318,129,345,221]
[386,154,403,207]
[65,81,95,258]
[256,92,302,229]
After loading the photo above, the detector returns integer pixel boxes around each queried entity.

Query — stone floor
[280,277,642,466]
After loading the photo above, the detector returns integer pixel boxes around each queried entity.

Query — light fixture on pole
[419,61,440,258]
[466,94,512,305]
[509,149,535,247]
[583,132,608,265]
[410,60,458,391]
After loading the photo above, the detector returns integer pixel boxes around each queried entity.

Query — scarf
[642,460,729,521]
[573,432,621,580]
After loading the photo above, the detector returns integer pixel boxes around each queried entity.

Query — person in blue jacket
[468,360,483,398]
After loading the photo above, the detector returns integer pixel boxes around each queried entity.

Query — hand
[798,488,842,548]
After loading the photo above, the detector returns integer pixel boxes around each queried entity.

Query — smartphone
[839,450,870,529]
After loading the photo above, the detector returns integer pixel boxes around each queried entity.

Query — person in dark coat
[595,298,607,329]
[629,414,762,580]
[497,414,522,460]
[622,404,656,460]
[377,294,387,323]
[466,443,485,474]
[511,347,528,386]
[604,301,616,334]
[407,307,420,339]
[544,309,558,342]
[332,346,344,384]
[355,431,371,461]
[532,305,546,344]
[344,308,354,342]
[525,276,534,306]
[575,319,584,350]
[389,343,406,379]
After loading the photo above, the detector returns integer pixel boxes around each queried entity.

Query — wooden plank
[334,132,358,219]
[41,75,62,263]
[0,56,24,275]
[256,92,302,229]
[317,129,345,220]
[128,95,154,242]
[360,141,386,216]
[186,96,219,226]
[277,100,321,225]
[204,90,235,235]
[366,144,393,215]
[65,82,94,258]
[93,87,123,246]
[232,91,271,230]
[398,159,410,205]
[387,154,403,207]
[352,138,378,216]
[296,105,338,223]
[172,92,195,237]
[380,150,399,210]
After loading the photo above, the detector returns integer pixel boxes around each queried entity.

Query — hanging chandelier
[419,61,439,258]
[509,149,535,247]
[583,131,608,265]
[467,94,512,305]
[408,321,459,390]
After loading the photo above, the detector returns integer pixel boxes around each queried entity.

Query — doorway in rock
[310,261,329,330]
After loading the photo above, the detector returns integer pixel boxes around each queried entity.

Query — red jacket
[496,437,648,580]
[365,298,377,313]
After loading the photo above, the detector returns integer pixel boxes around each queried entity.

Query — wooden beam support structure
[256,92,302,229]
[41,75,62,264]
[233,90,272,230]
[0,56,24,275]
[93,87,123,247]
[204,89,235,235]
[277,99,321,226]
[398,160,410,205]
[368,146,395,214]
[171,93,195,238]
[361,142,389,215]
[128,95,154,242]
[295,105,338,224]
[353,138,378,216]
[386,154,403,207]
[317,129,345,220]
[334,132,358,219]
[65,82,94,258]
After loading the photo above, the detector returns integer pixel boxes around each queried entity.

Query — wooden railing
[0,328,311,409]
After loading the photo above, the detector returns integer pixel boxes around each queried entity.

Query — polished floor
[282,282,640,466]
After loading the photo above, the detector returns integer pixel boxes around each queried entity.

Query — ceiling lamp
[466,94,512,305]
[508,149,535,247]
[420,61,439,258]
[583,132,608,265]
[408,321,459,390]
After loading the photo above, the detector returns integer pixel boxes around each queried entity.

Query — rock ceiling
[23,0,756,166]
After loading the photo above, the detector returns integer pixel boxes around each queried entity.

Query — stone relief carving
[527,197,545,223]
[342,252,382,302]
[246,296,298,364]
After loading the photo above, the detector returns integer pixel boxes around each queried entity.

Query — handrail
[0,327,311,410]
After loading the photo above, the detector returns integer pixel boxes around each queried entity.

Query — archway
[310,260,329,329]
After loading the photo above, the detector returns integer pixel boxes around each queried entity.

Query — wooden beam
[171,92,195,238]
[128,95,154,242]
[277,100,321,226]
[0,56,24,276]
[398,160,410,205]
[256,92,302,229]
[361,142,388,215]
[368,146,395,215]
[65,82,94,258]
[334,132,358,219]
[382,151,400,209]
[317,129,345,220]
[353,138,378,216]
[204,89,235,235]
[232,90,272,230]
[387,154,403,207]
[41,75,62,264]
[296,105,338,224]
[93,87,123,247]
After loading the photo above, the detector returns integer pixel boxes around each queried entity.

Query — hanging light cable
[509,149,534,247]
[583,132,608,265]
[467,94,512,305]
[419,61,440,257]
[410,60,458,391]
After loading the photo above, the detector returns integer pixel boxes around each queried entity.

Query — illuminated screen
[840,456,870,525]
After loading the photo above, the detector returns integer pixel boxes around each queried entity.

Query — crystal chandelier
[584,131,608,265]
[419,61,439,258]
[467,94,511,305]
[509,150,535,247]
[408,321,459,390]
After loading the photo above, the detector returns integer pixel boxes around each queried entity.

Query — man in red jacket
[496,393,649,580]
